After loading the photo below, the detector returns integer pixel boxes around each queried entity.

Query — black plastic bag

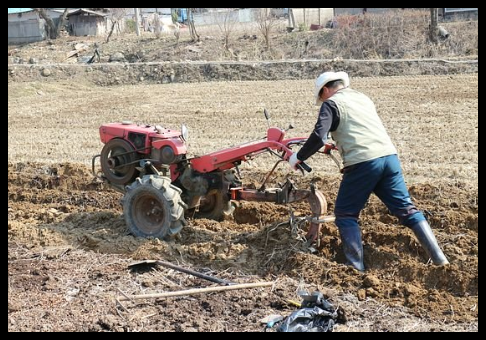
[276,291,340,332]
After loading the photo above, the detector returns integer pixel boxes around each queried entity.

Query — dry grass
[321,10,478,60]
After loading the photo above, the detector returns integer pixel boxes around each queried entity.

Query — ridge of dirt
[7,58,478,85]
[8,162,478,331]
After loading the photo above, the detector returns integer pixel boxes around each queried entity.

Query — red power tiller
[92,110,337,243]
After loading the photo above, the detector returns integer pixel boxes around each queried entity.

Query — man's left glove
[288,153,301,171]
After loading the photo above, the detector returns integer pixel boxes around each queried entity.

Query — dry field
[8,74,478,332]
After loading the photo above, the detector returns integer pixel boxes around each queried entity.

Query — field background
[8,74,478,331]
[8,74,478,183]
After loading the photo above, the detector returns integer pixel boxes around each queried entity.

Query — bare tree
[429,8,439,43]
[153,13,162,38]
[134,8,141,36]
[106,8,128,42]
[256,8,278,50]
[214,9,238,53]
[56,8,69,37]
[34,8,69,39]
[187,8,200,42]
[174,24,181,45]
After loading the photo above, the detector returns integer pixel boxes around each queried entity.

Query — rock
[109,52,126,62]
[363,275,380,288]
[8,301,21,312]
[77,56,92,63]
[365,288,378,298]
[404,284,421,296]
[357,288,367,301]
[41,68,51,77]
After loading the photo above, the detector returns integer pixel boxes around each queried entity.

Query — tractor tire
[100,138,139,186]
[122,175,187,239]
[195,190,233,221]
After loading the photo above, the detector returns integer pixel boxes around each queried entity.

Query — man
[289,71,449,271]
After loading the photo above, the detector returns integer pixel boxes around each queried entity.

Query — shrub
[330,9,478,59]
[125,19,136,34]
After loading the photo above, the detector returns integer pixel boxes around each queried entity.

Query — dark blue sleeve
[297,101,340,161]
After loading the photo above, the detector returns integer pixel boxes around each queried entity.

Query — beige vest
[329,88,397,167]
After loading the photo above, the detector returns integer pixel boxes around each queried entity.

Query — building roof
[67,8,107,17]
[8,8,34,14]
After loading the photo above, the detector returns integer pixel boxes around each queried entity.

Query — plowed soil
[8,74,478,332]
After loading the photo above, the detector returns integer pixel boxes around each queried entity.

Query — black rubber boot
[410,220,449,266]
[339,226,365,272]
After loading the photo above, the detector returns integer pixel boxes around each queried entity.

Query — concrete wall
[193,9,256,26]
[143,8,333,27]
[335,8,402,15]
[443,8,478,19]
[290,8,334,27]
[191,8,335,27]
[237,9,256,23]
[8,19,45,44]
[142,13,173,31]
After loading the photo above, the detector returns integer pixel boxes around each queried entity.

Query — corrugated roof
[8,8,34,14]
[67,8,106,17]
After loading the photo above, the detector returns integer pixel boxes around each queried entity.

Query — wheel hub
[133,193,166,235]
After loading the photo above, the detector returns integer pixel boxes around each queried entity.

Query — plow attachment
[230,180,333,246]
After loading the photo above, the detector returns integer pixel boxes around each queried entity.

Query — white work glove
[288,153,301,171]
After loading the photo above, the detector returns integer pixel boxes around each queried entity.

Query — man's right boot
[339,226,365,272]
[410,220,449,266]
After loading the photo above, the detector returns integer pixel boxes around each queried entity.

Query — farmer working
[289,71,449,271]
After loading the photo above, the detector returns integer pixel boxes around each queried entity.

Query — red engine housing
[99,122,187,157]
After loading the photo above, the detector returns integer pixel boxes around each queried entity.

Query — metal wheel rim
[132,192,166,235]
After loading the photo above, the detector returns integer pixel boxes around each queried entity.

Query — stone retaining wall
[8,58,478,86]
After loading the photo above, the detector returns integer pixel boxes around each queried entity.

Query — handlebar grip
[298,162,312,173]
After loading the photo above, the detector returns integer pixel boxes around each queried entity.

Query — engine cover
[99,122,187,158]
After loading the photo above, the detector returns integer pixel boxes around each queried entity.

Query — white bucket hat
[314,71,350,106]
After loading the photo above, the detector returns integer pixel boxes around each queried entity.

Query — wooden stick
[117,282,274,301]
[117,288,132,301]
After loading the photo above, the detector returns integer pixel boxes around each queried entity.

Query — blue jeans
[334,154,425,231]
